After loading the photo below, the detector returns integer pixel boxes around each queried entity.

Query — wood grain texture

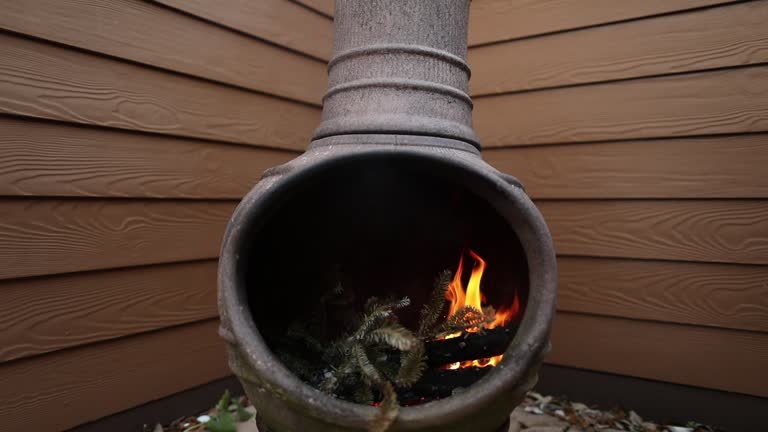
[0,319,229,432]
[470,1,768,95]
[557,257,768,332]
[293,0,334,17]
[538,200,768,265]
[0,117,296,199]
[0,33,320,151]
[0,0,326,105]
[474,66,768,147]
[467,0,729,46]
[548,312,768,397]
[154,0,334,61]
[0,260,218,362]
[484,134,768,199]
[0,199,235,280]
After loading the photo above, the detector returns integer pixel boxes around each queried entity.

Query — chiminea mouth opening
[220,146,556,430]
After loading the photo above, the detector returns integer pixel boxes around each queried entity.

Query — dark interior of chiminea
[242,156,529,402]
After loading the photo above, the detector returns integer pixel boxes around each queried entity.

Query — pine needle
[366,324,419,351]
[354,297,411,340]
[418,269,452,337]
[275,351,318,382]
[351,385,374,405]
[396,342,426,387]
[353,344,382,385]
[369,381,399,432]
[437,305,486,336]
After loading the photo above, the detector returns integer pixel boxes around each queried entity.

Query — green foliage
[369,382,399,432]
[278,270,453,432]
[417,270,452,338]
[366,324,419,351]
[436,305,489,337]
[396,342,426,386]
[202,390,253,432]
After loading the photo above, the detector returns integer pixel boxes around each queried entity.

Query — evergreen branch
[417,269,452,337]
[285,323,324,354]
[366,324,419,351]
[354,297,411,340]
[369,381,399,432]
[351,384,374,405]
[396,342,426,387]
[437,306,486,336]
[353,344,382,385]
[275,351,318,382]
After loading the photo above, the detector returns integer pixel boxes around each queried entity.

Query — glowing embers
[441,250,520,369]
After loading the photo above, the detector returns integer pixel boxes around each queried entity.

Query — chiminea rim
[219,139,557,430]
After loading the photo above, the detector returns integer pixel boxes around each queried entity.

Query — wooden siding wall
[297,0,768,398]
[2,1,767,430]
[0,1,323,430]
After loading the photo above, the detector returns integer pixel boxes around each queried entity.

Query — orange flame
[443,250,519,369]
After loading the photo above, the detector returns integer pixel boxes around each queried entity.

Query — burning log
[384,324,519,368]
[398,367,491,404]
[426,324,518,366]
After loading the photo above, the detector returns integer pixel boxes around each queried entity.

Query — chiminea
[218,1,557,431]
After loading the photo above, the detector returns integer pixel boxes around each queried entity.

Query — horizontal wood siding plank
[0,0,326,105]
[538,200,768,265]
[154,0,334,61]
[548,312,768,397]
[0,33,320,151]
[0,118,296,199]
[0,260,218,362]
[470,1,768,95]
[467,0,729,46]
[0,199,235,280]
[557,257,768,332]
[294,0,334,17]
[0,319,229,432]
[484,134,768,199]
[474,66,768,147]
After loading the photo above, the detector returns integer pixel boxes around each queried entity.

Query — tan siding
[474,65,768,147]
[0,32,320,151]
[0,199,234,280]
[0,260,219,362]
[470,1,768,95]
[294,0,334,17]
[471,1,768,397]
[0,320,228,432]
[468,0,730,46]
[0,0,322,428]
[484,134,768,199]
[0,0,326,105]
[154,0,334,61]
[0,118,296,199]
[549,312,768,397]
[557,257,768,332]
[539,200,768,265]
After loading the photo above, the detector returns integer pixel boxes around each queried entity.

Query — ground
[151,391,722,432]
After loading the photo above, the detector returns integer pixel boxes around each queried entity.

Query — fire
[443,250,519,369]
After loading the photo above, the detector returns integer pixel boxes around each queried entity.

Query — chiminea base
[256,414,511,432]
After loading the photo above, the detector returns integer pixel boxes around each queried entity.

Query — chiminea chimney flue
[218,1,557,431]
[315,0,479,147]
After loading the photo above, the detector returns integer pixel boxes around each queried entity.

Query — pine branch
[417,269,452,338]
[354,297,410,340]
[366,324,419,351]
[396,342,426,387]
[275,351,318,382]
[351,384,374,405]
[437,306,486,336]
[369,381,399,432]
[285,322,325,355]
[353,344,382,385]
